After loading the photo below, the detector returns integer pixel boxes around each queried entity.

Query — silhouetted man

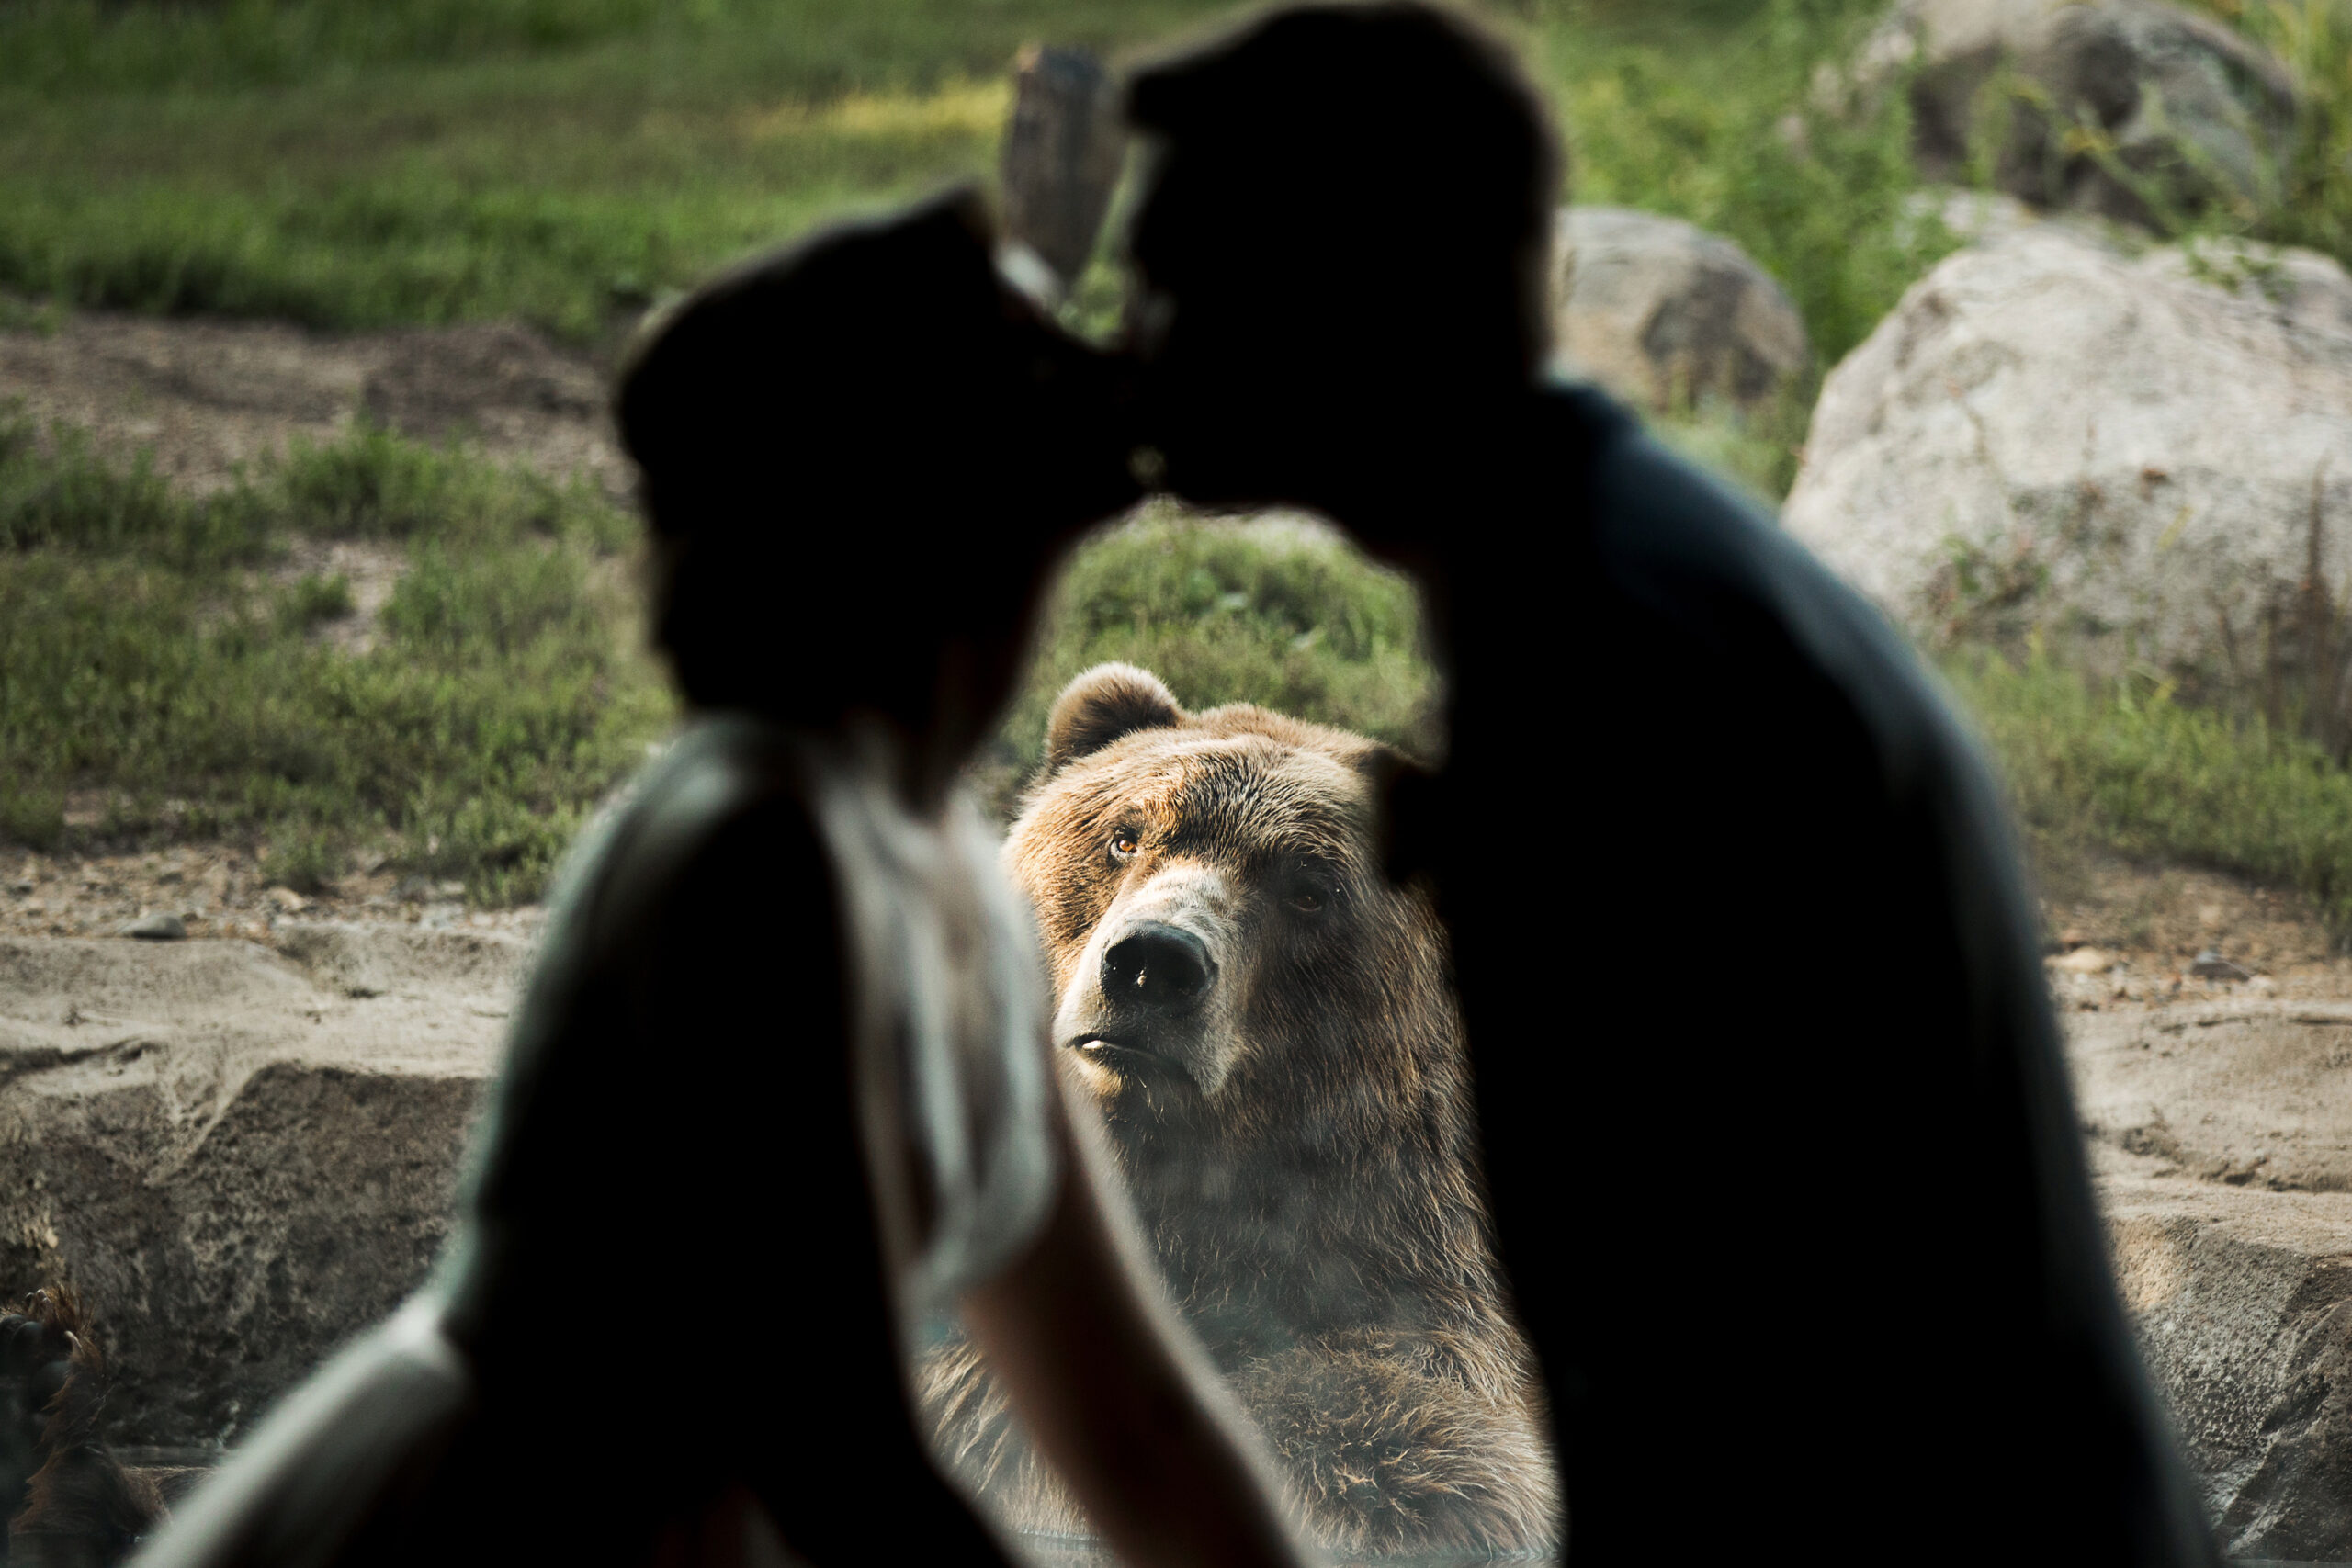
[1124,6,2220,1562]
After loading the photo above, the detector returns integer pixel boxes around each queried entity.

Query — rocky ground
[0,844,547,945]
[2033,854,2352,1556]
[0,921,522,1451]
[10,306,2352,1558]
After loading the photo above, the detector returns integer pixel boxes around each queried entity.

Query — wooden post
[1000,45,1124,293]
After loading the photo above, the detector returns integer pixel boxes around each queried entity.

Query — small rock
[2057,926,2093,949]
[119,912,187,942]
[266,886,309,913]
[2052,946,2120,973]
[9,879,32,896]
[435,880,465,899]
[1551,206,1811,415]
[2193,950,2254,981]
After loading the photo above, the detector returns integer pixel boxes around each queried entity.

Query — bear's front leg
[914,1337,1091,1539]
[1231,1332,1561,1558]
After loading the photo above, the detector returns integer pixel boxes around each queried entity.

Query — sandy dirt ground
[0,307,628,495]
[2044,852,2352,1013]
[0,843,547,944]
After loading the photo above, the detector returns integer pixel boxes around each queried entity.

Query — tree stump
[999,46,1123,292]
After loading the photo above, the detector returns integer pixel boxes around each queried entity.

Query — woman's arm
[958,1079,1318,1568]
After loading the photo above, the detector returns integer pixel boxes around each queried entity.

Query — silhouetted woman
[136,191,1314,1568]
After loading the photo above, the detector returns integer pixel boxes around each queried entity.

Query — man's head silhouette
[616,189,1136,799]
[1125,2,1559,511]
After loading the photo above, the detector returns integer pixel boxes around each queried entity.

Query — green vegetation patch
[0,0,1236,342]
[0,416,1441,903]
[8,0,2352,924]
[999,510,1441,780]
[0,413,670,902]
[1951,649,2352,942]
[0,0,1959,375]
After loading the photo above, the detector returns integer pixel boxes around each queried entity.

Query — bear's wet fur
[4,1287,161,1568]
[923,663,1557,1556]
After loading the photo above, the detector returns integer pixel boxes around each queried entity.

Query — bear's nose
[1102,923,1213,1014]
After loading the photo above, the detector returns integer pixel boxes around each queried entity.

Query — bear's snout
[1101,922,1216,1016]
[1055,862,1243,1096]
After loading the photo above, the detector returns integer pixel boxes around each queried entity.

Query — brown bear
[4,1286,162,1568]
[923,663,1558,1558]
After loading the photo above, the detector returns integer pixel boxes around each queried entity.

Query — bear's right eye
[1109,829,1140,861]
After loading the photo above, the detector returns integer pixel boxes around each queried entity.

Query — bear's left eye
[1109,829,1140,861]
[1285,873,1335,914]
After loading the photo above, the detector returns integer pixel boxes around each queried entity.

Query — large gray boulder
[0,926,519,1447]
[1847,0,2298,230]
[1783,226,2352,692]
[1550,206,1810,416]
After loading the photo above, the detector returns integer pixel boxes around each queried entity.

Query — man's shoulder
[1544,382,1968,785]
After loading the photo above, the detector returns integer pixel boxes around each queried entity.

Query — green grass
[1951,650,2352,941]
[0,0,2344,390]
[0,0,1946,366]
[1001,511,1441,776]
[0,418,1438,901]
[8,0,2352,922]
[0,415,669,903]
[0,1,1238,342]
[2227,0,2352,265]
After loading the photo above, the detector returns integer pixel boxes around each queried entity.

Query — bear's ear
[1046,663,1184,772]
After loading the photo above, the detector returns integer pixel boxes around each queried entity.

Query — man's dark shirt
[1407,384,2219,1562]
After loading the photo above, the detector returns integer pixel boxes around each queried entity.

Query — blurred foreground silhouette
[1119,4,2222,1562]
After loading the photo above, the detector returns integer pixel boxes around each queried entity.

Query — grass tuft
[997,510,1442,782]
[0,416,671,902]
[1951,649,2352,943]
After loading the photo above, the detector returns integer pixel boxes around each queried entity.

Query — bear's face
[1008,666,1453,1162]
[956,668,1555,1556]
